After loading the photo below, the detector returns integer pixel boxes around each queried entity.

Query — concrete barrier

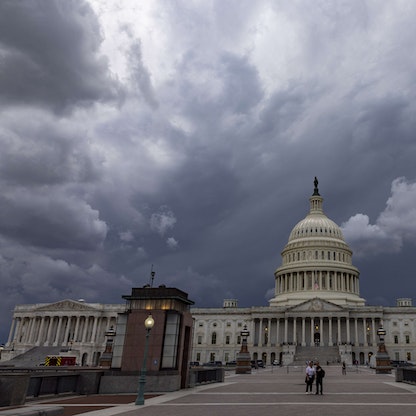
[0,406,64,416]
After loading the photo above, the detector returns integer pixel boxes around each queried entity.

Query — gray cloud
[342,178,416,256]
[0,0,123,113]
[1,0,416,341]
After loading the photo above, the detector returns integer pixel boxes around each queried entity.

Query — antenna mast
[149,264,156,287]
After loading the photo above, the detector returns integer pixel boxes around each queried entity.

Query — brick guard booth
[98,286,194,393]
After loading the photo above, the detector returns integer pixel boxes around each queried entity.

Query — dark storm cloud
[1,0,416,342]
[0,110,100,186]
[0,189,107,250]
[0,0,122,113]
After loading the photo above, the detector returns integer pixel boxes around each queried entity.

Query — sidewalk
[3,365,416,416]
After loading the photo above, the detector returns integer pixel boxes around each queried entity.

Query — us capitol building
[1,179,415,367]
[190,179,415,366]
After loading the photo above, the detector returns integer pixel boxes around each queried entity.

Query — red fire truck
[44,355,76,366]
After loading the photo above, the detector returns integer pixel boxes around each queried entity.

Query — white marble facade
[2,299,124,366]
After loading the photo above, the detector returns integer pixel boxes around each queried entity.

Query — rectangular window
[406,335,410,344]
[196,352,201,361]
[394,335,398,344]
[161,312,181,369]
[197,335,202,344]
[237,335,241,344]
[225,335,230,344]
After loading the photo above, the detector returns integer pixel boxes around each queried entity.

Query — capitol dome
[269,178,365,307]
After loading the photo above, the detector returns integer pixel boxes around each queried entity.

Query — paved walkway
[4,365,416,416]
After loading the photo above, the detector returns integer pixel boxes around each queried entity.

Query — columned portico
[2,299,124,366]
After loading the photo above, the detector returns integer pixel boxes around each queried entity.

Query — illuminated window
[161,311,181,369]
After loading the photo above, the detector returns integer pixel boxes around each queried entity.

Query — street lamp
[236,324,251,374]
[135,313,155,405]
[377,327,386,342]
[375,326,391,374]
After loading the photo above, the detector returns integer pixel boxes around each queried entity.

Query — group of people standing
[305,361,325,394]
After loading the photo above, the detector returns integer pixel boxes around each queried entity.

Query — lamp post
[99,326,116,367]
[236,324,251,374]
[135,313,155,405]
[375,326,391,374]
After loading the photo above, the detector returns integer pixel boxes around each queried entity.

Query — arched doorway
[82,353,88,366]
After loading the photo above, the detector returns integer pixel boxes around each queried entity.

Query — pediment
[35,299,98,312]
[286,298,346,313]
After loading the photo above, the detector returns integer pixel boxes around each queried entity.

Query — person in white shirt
[305,361,316,393]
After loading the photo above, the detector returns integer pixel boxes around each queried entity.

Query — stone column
[25,318,33,343]
[27,318,36,344]
[284,318,288,344]
[20,318,28,343]
[337,317,341,344]
[81,317,89,343]
[14,317,23,343]
[363,319,368,347]
[258,318,263,345]
[74,316,81,342]
[6,318,17,346]
[328,317,333,346]
[91,316,99,343]
[372,318,377,345]
[54,316,63,346]
[320,317,324,346]
[63,317,71,345]
[354,318,358,346]
[293,318,297,345]
[301,317,306,346]
[36,317,46,346]
[45,317,54,346]
[310,318,314,346]
[276,318,280,345]
[346,318,351,344]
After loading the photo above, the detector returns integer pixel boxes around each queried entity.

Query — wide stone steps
[2,346,63,367]
[293,345,340,365]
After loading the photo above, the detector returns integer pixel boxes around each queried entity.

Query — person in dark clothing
[342,361,346,375]
[315,361,325,395]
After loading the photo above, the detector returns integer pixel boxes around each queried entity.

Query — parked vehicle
[257,359,265,368]
[390,360,414,367]
[203,361,223,367]
[44,355,76,366]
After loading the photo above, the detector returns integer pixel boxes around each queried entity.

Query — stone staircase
[0,346,63,367]
[292,345,340,366]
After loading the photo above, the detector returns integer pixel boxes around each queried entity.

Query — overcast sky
[1,0,416,343]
